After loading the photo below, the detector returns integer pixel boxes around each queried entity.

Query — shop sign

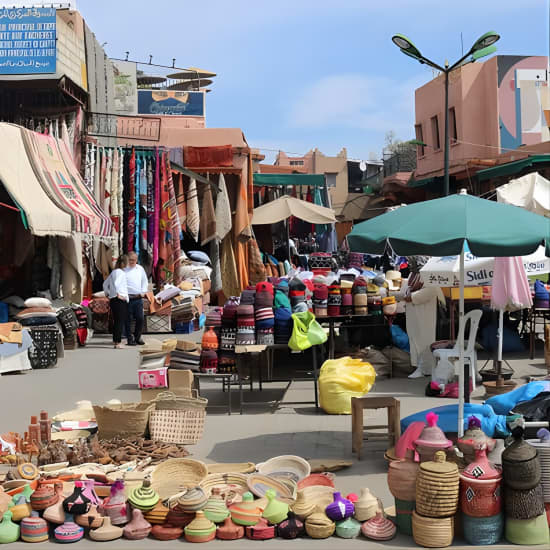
[137,89,205,117]
[0,6,56,74]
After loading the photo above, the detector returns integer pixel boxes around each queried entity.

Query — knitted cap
[255,281,274,296]
[275,279,289,296]
[256,328,274,346]
[200,350,218,373]
[240,289,256,305]
[255,307,275,322]
[255,291,274,309]
[274,290,291,310]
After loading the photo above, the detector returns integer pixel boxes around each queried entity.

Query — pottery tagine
[127,479,159,512]
[203,488,230,523]
[184,510,216,543]
[89,516,123,542]
[216,516,244,540]
[229,492,262,526]
[178,486,208,513]
[246,517,276,540]
[0,511,20,544]
[262,488,289,524]
[123,509,152,540]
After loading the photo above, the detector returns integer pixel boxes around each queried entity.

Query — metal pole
[458,245,465,437]
[443,64,450,196]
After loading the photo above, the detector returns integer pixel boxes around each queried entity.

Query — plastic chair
[433,309,483,388]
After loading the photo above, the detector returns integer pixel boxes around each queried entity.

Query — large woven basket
[151,458,208,500]
[462,512,503,546]
[412,511,454,548]
[93,402,155,440]
[148,391,207,445]
[504,484,545,520]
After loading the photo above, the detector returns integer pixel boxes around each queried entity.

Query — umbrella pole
[496,309,504,387]
[286,218,291,265]
[458,246,466,438]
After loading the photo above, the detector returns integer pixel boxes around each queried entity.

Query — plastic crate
[28,326,59,369]
[174,321,194,334]
[145,314,172,333]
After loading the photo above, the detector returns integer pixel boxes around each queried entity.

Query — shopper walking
[103,255,129,349]
[124,251,149,346]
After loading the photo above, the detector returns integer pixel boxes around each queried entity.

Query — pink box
[138,367,168,389]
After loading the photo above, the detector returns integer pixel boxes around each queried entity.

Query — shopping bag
[288,311,327,351]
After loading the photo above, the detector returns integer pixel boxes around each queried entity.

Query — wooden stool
[351,396,401,459]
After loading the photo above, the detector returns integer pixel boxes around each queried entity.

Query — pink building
[414,55,549,183]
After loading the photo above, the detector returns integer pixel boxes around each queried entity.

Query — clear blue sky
[79,0,548,163]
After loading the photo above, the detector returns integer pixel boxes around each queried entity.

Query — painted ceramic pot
[203,488,230,523]
[89,516,123,542]
[335,516,361,538]
[10,494,32,522]
[63,485,91,516]
[291,490,317,521]
[262,489,289,524]
[123,509,152,540]
[127,479,159,512]
[354,488,380,521]
[325,491,354,521]
[30,479,57,511]
[246,517,276,540]
[178,486,208,513]
[143,500,169,525]
[79,479,102,507]
[21,513,49,543]
[150,523,183,541]
[0,511,20,544]
[75,504,104,529]
[216,517,244,540]
[361,511,397,541]
[54,514,84,543]
[43,484,66,524]
[229,492,262,526]
[305,512,335,539]
[166,504,195,528]
[184,510,216,543]
[278,511,304,539]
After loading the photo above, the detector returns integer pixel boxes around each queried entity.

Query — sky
[78,0,549,163]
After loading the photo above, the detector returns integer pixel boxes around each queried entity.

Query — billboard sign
[0,6,56,74]
[137,90,204,117]
[112,59,138,115]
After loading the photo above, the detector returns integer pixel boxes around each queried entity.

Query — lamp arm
[421,57,446,72]
[449,50,474,71]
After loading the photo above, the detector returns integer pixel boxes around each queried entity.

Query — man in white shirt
[123,251,149,346]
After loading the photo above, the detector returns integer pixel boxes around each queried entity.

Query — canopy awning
[0,123,72,237]
[252,195,336,225]
[253,173,325,187]
[477,155,550,181]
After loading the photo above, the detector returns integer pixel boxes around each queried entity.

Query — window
[449,107,457,144]
[415,124,425,157]
[431,115,441,150]
[289,160,304,166]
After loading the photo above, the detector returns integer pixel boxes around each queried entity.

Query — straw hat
[385,270,402,291]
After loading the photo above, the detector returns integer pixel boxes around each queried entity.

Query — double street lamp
[392,31,500,196]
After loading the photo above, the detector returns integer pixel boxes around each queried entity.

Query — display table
[192,372,235,415]
[526,306,550,359]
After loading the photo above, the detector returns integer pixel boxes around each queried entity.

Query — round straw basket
[504,484,545,520]
[151,458,208,500]
[416,477,459,518]
[412,511,454,548]
[199,473,249,497]
[462,512,503,546]
[93,402,155,439]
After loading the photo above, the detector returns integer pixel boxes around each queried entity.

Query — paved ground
[1,333,548,548]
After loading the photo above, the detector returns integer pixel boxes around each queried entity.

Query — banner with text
[137,90,204,116]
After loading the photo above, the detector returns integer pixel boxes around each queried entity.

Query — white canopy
[252,195,336,225]
[496,172,550,218]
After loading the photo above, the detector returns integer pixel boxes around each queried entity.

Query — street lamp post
[391,31,500,196]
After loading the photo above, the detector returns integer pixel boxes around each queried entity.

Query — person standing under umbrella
[124,251,148,346]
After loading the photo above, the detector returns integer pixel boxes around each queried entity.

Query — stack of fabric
[219,297,239,373]
[16,297,57,328]
[170,340,201,371]
[352,277,368,315]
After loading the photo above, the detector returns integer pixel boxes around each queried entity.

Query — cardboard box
[138,367,168,389]
[140,368,193,402]
[201,279,211,295]
[194,296,203,315]
[441,287,484,300]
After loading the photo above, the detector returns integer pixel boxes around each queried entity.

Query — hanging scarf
[220,233,241,298]
[153,148,161,268]
[210,239,222,294]
[174,172,187,232]
[215,173,232,241]
[186,178,199,242]
[122,150,130,254]
[146,155,155,262]
[118,148,124,256]
[99,148,107,211]
[140,157,148,260]
[200,183,216,246]
[110,148,120,218]
[127,147,136,252]
[134,156,141,255]
[104,148,112,217]
[158,152,173,285]
[165,155,182,284]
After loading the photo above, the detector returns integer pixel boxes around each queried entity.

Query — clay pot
[30,479,57,511]
[75,504,104,529]
[354,488,379,522]
[184,510,216,542]
[387,460,419,502]
[166,504,195,528]
[216,517,244,540]
[123,509,152,540]
[262,488,289,524]
[203,488,230,523]
[54,513,84,543]
[144,500,169,525]
[245,517,276,540]
[89,516,123,541]
[361,511,396,541]
[63,484,91,516]
[43,483,65,524]
[291,490,317,521]
[0,511,20,544]
[229,492,262,526]
[325,491,354,521]
[21,513,49,543]
[150,523,183,541]
[278,511,304,539]
[335,516,361,538]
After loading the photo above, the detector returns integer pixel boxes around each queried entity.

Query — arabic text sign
[0,7,56,74]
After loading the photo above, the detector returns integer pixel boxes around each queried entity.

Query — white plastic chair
[433,309,483,388]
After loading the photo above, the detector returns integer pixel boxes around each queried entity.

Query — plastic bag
[485,381,550,415]
[511,391,550,421]
[359,347,391,378]
[319,357,376,414]
[432,355,455,385]
[390,325,410,351]
[288,311,327,351]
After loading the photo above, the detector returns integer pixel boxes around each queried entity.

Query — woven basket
[93,402,155,439]
[199,473,249,497]
[412,511,454,548]
[394,498,414,535]
[462,512,503,545]
[416,476,459,518]
[504,484,545,520]
[148,391,207,445]
[151,458,208,500]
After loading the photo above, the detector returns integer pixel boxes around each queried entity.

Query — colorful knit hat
[256,328,274,346]
[352,277,368,294]
[236,304,256,345]
[353,293,368,315]
[289,278,306,309]
[328,283,341,316]
[274,307,293,344]
[255,307,275,330]
[275,279,289,296]
[200,350,218,373]
[313,284,328,317]
[255,291,274,309]
[201,326,219,350]
[240,289,256,305]
[255,281,274,296]
[274,290,291,310]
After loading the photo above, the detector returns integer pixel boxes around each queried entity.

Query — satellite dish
[359,160,367,172]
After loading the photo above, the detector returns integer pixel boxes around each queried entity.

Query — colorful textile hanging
[186,178,199,241]
[146,154,155,263]
[220,233,241,298]
[165,154,182,285]
[200,184,216,246]
[127,147,136,252]
[184,145,233,168]
[134,155,141,255]
[140,157,149,262]
[215,173,232,241]
[174,172,187,232]
[153,148,160,267]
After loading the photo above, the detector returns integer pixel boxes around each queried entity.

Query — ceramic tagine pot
[245,517,276,540]
[361,510,397,541]
[75,504,104,529]
[63,483,91,516]
[43,483,66,524]
[101,480,129,525]
[305,512,335,539]
[10,494,32,522]
[30,479,58,511]
[143,500,169,525]
[335,516,362,539]
[54,513,84,543]
[457,416,497,464]
[20,512,49,543]
[150,523,183,541]
[262,489,289,524]
[325,491,354,521]
[123,509,152,540]
[89,516,123,542]
[291,490,317,521]
[216,516,244,540]
[0,511,20,544]
[127,479,160,512]
[414,412,453,463]
[166,504,195,528]
[184,510,216,543]
[278,511,304,539]
[203,488,230,523]
[229,492,262,526]
[178,486,208,513]
[353,488,379,522]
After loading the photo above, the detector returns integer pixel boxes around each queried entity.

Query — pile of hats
[274,281,293,344]
[219,297,239,374]
[534,279,550,309]
[313,276,328,318]
[237,288,256,346]
[289,279,308,313]
[255,282,274,346]
[340,280,353,315]
[352,278,368,316]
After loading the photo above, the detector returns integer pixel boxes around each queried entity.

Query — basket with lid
[412,511,454,548]
[526,428,550,502]
[501,427,540,491]
[416,451,459,518]
[457,416,497,464]
[414,412,453,463]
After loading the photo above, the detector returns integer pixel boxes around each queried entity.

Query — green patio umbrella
[348,190,550,435]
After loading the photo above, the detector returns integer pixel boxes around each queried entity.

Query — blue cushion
[188,250,210,264]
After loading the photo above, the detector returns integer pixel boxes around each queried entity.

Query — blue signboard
[138,90,205,117]
[0,7,56,74]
